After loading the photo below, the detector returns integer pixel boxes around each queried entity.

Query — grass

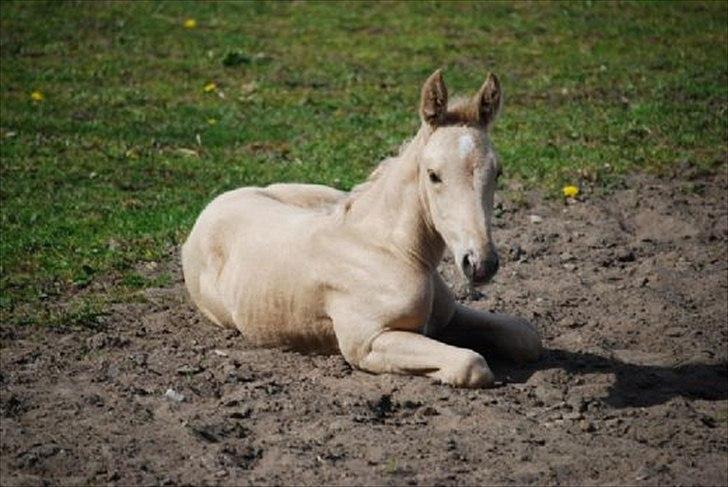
[1,1,726,328]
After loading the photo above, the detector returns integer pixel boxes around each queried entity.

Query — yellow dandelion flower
[203,82,217,93]
[30,91,44,102]
[563,185,579,198]
[183,18,197,29]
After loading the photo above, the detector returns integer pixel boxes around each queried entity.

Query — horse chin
[459,267,490,286]
[461,265,496,286]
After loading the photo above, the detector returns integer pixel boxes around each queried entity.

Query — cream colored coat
[182,71,542,388]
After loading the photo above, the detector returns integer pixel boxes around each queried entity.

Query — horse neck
[345,128,444,271]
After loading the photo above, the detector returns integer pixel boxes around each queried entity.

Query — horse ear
[474,73,502,128]
[419,69,448,127]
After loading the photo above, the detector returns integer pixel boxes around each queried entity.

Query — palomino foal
[182,70,542,388]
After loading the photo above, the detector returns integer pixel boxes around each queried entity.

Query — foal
[182,70,542,388]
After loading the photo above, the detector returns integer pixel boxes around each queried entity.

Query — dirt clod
[164,388,185,403]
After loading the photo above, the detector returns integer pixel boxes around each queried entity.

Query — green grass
[1,1,726,327]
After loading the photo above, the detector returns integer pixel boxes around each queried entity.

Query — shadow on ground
[486,347,728,408]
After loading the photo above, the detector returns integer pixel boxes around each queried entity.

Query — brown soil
[2,171,727,486]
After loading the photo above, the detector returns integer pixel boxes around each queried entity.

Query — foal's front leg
[359,330,495,388]
[331,306,496,388]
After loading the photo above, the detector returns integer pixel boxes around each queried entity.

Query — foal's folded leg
[436,304,543,363]
[358,330,495,388]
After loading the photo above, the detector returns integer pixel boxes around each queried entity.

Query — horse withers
[182,70,542,388]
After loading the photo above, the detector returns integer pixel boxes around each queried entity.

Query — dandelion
[203,82,217,93]
[562,185,579,198]
[207,118,217,125]
[183,18,197,29]
[30,91,44,102]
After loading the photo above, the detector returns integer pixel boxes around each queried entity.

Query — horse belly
[232,275,337,353]
[222,218,337,353]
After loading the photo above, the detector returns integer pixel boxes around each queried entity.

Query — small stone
[529,215,543,224]
[579,420,595,432]
[213,349,228,357]
[176,365,203,375]
[563,263,577,271]
[665,327,684,337]
[164,388,185,403]
[560,252,575,262]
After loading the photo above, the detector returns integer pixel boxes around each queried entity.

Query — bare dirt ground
[2,169,727,486]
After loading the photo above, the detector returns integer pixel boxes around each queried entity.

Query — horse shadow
[483,347,728,408]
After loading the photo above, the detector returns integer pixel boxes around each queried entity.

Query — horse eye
[428,170,442,184]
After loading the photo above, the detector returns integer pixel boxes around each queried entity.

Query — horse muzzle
[461,251,499,285]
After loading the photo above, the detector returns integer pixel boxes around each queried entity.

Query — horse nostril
[461,253,475,279]
[484,256,499,277]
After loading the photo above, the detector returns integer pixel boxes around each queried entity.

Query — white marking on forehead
[458,135,475,157]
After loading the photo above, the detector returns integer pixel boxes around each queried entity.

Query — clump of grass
[221,50,251,67]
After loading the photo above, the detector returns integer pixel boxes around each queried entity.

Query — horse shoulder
[324,261,434,363]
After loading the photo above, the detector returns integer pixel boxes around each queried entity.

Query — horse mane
[341,138,416,212]
[346,152,399,197]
